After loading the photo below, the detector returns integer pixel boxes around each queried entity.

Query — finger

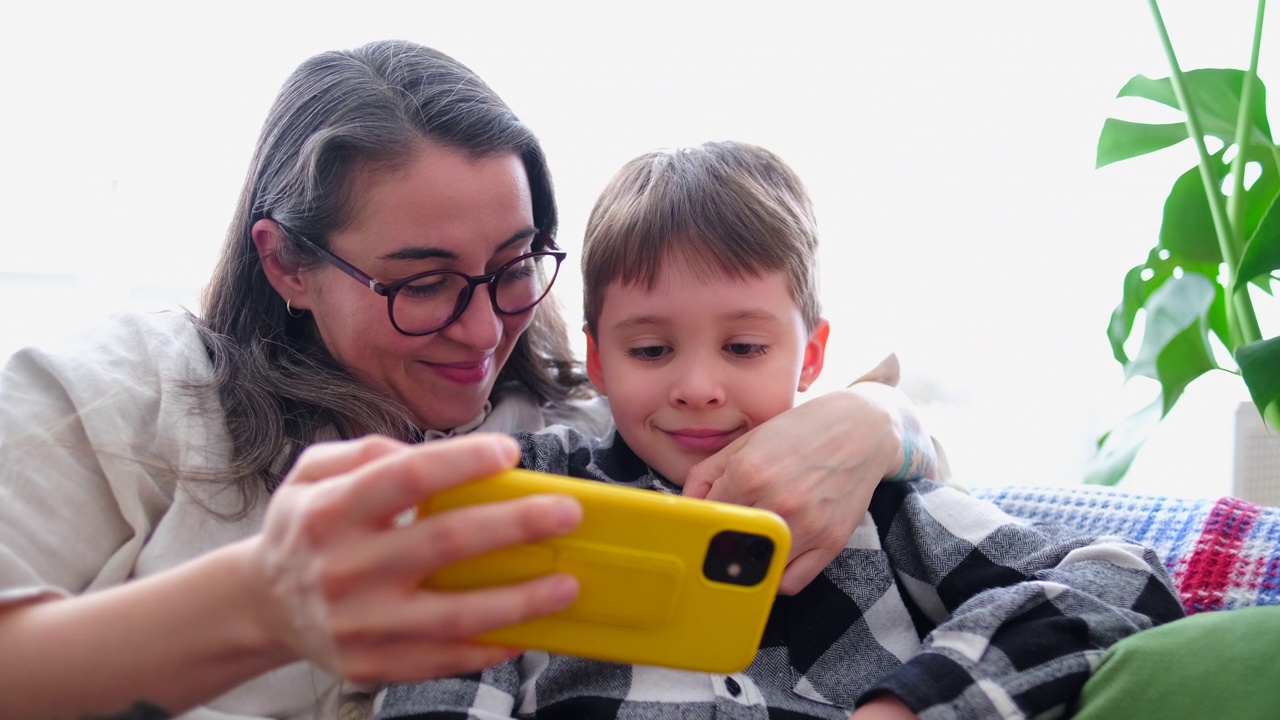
[280,435,410,487]
[681,457,722,500]
[340,638,524,684]
[402,493,583,577]
[332,573,577,655]
[778,548,831,596]
[324,493,584,587]
[340,434,522,527]
[683,430,753,500]
[407,572,580,641]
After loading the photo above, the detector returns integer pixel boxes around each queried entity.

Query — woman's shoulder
[1,311,218,444]
[7,310,211,384]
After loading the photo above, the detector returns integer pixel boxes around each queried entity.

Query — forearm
[0,536,287,719]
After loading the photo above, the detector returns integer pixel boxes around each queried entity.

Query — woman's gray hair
[194,40,589,513]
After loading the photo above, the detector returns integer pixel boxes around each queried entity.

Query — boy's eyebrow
[611,308,784,331]
[612,314,668,331]
[378,226,539,262]
[721,308,784,324]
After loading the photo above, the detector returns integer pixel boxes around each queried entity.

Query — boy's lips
[422,356,492,384]
[663,427,741,453]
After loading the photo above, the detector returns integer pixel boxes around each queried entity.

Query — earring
[286,299,304,318]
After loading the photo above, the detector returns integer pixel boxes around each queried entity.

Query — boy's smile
[586,261,828,485]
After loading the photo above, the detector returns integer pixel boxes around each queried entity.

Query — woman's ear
[797,318,830,392]
[251,218,312,310]
[584,326,607,395]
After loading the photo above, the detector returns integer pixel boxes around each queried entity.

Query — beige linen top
[0,311,611,720]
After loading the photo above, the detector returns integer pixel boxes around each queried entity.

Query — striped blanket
[975,485,1280,613]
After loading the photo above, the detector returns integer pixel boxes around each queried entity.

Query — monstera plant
[1090,0,1280,485]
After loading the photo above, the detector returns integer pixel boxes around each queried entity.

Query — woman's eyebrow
[377,226,539,262]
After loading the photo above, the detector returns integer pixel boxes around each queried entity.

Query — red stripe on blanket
[1176,497,1263,614]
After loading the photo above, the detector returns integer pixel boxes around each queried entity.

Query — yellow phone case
[417,468,791,673]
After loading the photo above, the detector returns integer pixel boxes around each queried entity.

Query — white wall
[0,0,1273,498]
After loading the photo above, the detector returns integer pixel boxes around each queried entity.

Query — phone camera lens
[703,531,774,587]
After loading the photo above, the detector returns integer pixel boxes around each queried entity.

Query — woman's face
[298,144,539,431]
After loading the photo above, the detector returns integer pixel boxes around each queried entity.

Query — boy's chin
[652,457,696,488]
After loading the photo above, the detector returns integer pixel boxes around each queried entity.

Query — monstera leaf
[1092,25,1280,485]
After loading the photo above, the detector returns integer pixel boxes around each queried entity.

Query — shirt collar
[420,401,493,441]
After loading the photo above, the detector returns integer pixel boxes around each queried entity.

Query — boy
[376,142,1182,719]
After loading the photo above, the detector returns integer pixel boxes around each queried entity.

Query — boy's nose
[670,362,726,409]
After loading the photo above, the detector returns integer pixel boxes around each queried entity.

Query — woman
[0,41,937,719]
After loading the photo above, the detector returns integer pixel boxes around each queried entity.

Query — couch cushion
[1071,604,1280,719]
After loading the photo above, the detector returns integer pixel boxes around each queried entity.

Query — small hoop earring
[286,299,304,318]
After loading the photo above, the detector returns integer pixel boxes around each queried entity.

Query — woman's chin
[406,387,494,434]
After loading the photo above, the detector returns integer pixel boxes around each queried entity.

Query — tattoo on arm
[83,702,171,720]
[890,415,937,481]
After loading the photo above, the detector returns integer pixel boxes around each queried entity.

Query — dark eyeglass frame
[276,223,566,337]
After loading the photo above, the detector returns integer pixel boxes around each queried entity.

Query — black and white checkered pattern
[377,428,1183,720]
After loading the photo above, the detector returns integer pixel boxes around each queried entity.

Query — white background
[1,0,1275,498]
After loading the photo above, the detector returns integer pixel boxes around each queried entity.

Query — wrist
[222,535,297,667]
[838,382,905,480]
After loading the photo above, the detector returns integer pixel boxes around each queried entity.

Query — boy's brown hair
[581,140,821,337]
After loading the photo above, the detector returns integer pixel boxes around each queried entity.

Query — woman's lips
[664,427,740,453]
[423,357,492,385]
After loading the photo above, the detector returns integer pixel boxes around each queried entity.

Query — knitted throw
[975,485,1280,613]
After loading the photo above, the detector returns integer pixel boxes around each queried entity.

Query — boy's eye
[725,343,768,358]
[627,345,670,361]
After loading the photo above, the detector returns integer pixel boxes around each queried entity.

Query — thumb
[778,548,829,596]
[681,458,720,500]
[682,429,753,500]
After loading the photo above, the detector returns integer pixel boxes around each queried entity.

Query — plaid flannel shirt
[377,427,1183,720]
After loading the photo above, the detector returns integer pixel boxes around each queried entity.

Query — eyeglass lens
[391,253,558,334]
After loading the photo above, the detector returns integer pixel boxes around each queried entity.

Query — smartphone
[417,468,791,673]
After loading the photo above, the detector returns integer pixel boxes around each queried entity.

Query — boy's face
[586,263,828,486]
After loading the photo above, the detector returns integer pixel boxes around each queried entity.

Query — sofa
[972,484,1280,719]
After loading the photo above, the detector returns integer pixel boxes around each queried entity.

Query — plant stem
[1149,0,1264,349]
[1227,0,1270,351]
[1227,1,1266,261]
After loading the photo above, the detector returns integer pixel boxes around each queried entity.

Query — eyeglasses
[278,224,566,336]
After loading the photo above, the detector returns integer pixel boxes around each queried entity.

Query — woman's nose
[439,287,502,350]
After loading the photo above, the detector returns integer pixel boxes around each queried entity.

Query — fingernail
[549,496,583,530]
[550,573,579,607]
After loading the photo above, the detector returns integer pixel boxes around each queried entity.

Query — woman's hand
[682,379,937,595]
[0,433,580,719]
[246,432,583,683]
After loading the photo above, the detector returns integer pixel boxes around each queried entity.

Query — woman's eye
[725,343,768,358]
[627,345,669,361]
[399,275,456,300]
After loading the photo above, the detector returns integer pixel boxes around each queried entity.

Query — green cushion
[1073,605,1280,719]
